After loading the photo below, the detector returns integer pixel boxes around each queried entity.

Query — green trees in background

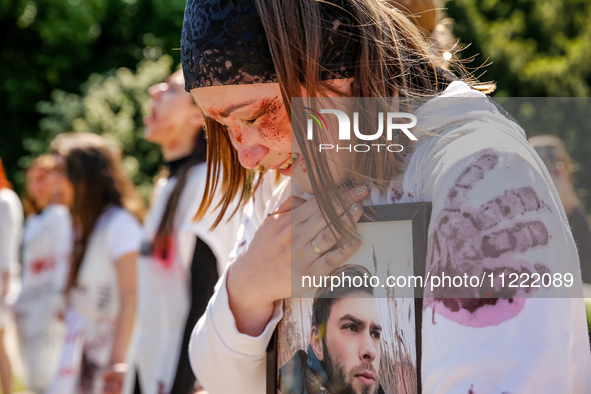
[1,0,187,193]
[446,0,591,97]
[35,55,175,200]
[445,0,591,208]
[1,0,591,203]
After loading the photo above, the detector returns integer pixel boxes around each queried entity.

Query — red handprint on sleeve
[425,150,553,327]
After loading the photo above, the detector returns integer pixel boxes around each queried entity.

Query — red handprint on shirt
[425,150,552,327]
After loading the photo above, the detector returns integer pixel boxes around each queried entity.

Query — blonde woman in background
[15,155,73,393]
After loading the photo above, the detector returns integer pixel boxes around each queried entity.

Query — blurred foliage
[445,0,591,209]
[34,55,175,200]
[495,98,591,209]
[0,0,187,194]
[445,0,591,97]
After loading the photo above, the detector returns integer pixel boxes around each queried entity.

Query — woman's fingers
[102,370,124,394]
[308,236,361,278]
[310,202,363,254]
[293,185,369,223]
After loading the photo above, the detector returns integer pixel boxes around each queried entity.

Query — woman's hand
[227,186,368,336]
[102,363,128,394]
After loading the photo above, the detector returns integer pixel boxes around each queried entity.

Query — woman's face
[26,167,52,209]
[191,82,352,194]
[145,70,204,148]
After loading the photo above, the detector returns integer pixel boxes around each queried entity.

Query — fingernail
[355,185,368,195]
[348,239,357,247]
[349,203,359,215]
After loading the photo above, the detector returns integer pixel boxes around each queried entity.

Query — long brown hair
[196,0,495,239]
[154,130,207,250]
[54,133,145,290]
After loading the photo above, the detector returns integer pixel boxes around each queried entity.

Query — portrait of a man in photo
[280,264,386,394]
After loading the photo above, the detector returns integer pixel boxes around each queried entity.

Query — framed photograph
[267,202,432,394]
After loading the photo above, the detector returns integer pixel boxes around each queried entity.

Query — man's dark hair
[311,264,374,329]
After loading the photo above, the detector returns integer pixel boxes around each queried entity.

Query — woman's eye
[245,117,259,125]
[371,331,381,339]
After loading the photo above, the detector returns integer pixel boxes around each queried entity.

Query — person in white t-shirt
[15,155,73,393]
[125,69,239,394]
[50,133,145,394]
[0,158,24,394]
[180,0,591,393]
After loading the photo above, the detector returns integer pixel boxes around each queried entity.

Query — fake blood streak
[257,97,287,143]
[210,97,288,146]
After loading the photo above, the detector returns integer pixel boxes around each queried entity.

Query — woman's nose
[228,125,269,169]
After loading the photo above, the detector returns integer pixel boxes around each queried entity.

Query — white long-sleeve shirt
[128,163,240,394]
[189,82,591,393]
[189,173,289,394]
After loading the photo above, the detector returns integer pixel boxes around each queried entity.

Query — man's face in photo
[316,291,382,394]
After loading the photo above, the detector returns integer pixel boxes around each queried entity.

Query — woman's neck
[166,154,194,178]
[161,141,196,162]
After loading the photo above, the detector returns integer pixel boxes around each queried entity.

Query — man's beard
[322,341,380,394]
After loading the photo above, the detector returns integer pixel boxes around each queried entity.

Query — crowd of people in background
[0,68,240,394]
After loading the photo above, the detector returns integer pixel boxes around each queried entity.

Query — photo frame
[267,202,432,394]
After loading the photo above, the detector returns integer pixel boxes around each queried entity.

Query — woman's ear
[189,108,205,132]
[310,325,324,362]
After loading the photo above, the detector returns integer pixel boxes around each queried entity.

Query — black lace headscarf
[181,0,359,91]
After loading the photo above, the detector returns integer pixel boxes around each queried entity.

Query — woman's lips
[276,153,299,176]
[143,105,158,126]
[276,153,299,170]
[143,112,156,126]
[278,157,293,170]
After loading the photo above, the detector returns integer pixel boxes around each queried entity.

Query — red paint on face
[234,130,243,143]
[257,126,268,140]
[208,106,227,119]
[194,86,293,173]
[256,97,287,143]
